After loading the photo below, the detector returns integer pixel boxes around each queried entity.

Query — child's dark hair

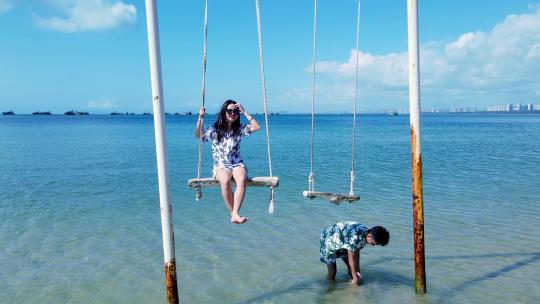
[213,99,241,142]
[370,226,390,246]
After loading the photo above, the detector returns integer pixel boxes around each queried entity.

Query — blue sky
[1,0,539,113]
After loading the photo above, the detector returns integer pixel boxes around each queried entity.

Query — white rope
[196,0,209,201]
[350,0,361,196]
[255,0,275,214]
[309,0,317,193]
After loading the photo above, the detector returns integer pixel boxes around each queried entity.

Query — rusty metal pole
[407,0,426,294]
[144,0,179,303]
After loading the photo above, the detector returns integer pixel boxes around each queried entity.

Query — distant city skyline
[422,102,540,113]
[1,1,540,113]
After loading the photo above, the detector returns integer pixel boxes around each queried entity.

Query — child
[320,222,390,285]
[195,100,260,224]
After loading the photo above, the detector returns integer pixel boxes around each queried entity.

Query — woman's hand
[195,107,205,138]
[198,107,205,118]
[236,103,245,114]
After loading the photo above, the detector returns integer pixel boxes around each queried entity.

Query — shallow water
[1,114,539,303]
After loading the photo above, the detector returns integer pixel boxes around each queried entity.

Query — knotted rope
[255,0,276,214]
[196,0,209,201]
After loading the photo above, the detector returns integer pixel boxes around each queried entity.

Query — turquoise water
[1,114,539,303]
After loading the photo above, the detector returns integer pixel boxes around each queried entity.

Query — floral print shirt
[202,124,252,175]
[319,221,368,263]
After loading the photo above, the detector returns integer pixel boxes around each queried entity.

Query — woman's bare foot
[230,213,249,224]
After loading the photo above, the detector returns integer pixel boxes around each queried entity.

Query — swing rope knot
[308,172,315,192]
[195,187,202,201]
[268,186,275,214]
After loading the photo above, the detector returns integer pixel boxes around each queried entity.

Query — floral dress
[319,221,368,264]
[202,124,252,176]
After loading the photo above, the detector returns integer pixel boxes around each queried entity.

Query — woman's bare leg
[231,167,248,224]
[215,169,233,212]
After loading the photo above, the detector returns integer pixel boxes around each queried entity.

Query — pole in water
[144,0,179,302]
[407,0,426,294]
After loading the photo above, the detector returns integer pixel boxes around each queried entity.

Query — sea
[1,113,539,304]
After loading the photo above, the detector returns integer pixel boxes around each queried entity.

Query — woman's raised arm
[237,103,260,132]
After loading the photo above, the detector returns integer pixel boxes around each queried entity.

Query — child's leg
[215,168,234,212]
[326,263,337,282]
[231,167,248,223]
[341,257,352,279]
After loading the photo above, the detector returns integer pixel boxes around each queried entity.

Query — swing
[188,0,279,213]
[188,177,279,188]
[303,0,361,205]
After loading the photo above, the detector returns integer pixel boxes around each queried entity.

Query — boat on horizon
[65,110,89,115]
[389,111,398,116]
[173,111,194,116]
[32,111,51,115]
[2,110,15,115]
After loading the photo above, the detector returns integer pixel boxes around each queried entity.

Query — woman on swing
[195,100,260,224]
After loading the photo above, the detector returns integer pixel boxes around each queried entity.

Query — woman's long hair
[213,99,241,142]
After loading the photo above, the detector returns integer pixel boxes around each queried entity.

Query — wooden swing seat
[303,190,360,205]
[189,176,279,189]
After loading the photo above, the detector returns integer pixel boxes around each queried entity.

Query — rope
[255,0,275,214]
[196,0,209,201]
[350,0,361,196]
[309,0,317,193]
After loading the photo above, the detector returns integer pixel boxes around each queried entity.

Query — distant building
[487,104,508,112]
[423,108,439,113]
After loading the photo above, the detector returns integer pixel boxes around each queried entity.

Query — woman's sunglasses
[226,109,240,115]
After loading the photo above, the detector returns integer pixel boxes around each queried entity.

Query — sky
[1,0,539,114]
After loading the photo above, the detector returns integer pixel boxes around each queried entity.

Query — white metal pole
[407,0,426,294]
[144,0,179,302]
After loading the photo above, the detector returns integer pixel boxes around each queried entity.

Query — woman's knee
[234,177,246,188]
[216,171,232,188]
[232,168,247,185]
[219,178,232,189]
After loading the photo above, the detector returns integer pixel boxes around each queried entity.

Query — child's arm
[348,250,362,285]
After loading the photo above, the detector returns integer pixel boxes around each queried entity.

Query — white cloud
[87,97,117,109]
[35,0,136,32]
[0,0,13,13]
[300,5,540,110]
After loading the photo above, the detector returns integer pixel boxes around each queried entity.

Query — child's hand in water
[350,272,362,286]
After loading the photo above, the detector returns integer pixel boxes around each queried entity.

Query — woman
[195,100,260,224]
